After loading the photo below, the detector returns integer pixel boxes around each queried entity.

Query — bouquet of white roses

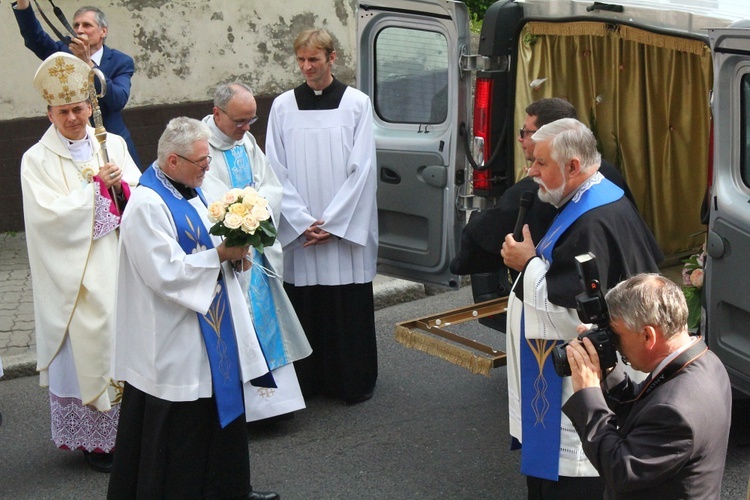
[207,186,277,253]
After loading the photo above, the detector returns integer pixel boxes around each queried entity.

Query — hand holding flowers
[207,187,277,253]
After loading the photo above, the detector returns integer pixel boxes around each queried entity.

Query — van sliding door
[706,27,750,396]
[358,0,471,288]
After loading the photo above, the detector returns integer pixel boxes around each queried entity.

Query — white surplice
[202,116,311,420]
[113,175,270,403]
[265,87,378,286]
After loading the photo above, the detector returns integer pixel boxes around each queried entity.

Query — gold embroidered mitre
[33,52,90,106]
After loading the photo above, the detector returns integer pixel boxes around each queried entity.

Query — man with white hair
[109,117,278,499]
[501,118,663,498]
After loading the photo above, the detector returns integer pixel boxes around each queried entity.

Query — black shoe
[247,491,280,500]
[82,450,114,473]
[345,390,374,406]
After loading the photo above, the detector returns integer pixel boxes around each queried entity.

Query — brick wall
[0,95,275,233]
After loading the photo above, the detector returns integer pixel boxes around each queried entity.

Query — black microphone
[513,191,535,241]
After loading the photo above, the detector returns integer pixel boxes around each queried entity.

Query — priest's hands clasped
[303,220,331,247]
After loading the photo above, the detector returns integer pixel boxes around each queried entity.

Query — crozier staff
[563,274,731,499]
[20,51,140,473]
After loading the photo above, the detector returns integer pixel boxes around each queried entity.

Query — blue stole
[139,164,245,428]
[223,145,254,188]
[223,145,287,370]
[520,174,623,480]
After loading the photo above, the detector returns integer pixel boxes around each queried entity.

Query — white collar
[55,128,93,161]
[91,47,104,66]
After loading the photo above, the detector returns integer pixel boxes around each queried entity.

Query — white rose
[241,214,260,234]
[224,212,243,230]
[206,202,226,223]
[242,186,259,199]
[222,189,241,206]
[251,204,270,221]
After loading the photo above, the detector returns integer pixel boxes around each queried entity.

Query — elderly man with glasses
[109,116,279,500]
[451,98,636,277]
[201,82,312,424]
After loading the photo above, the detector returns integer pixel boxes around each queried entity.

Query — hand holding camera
[551,252,619,378]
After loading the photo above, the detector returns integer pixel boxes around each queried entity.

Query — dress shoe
[345,390,374,406]
[82,450,114,473]
[247,491,280,500]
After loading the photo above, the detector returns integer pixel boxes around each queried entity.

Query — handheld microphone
[513,191,535,241]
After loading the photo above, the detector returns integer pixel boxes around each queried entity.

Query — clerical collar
[556,171,604,209]
[56,128,93,161]
[294,77,347,110]
[161,171,198,199]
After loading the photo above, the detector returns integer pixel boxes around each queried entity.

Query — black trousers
[285,282,378,401]
[526,475,604,500]
[107,383,251,500]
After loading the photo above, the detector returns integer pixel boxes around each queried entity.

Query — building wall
[0,0,358,232]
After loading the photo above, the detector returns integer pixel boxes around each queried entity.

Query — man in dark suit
[12,0,142,169]
[563,274,731,499]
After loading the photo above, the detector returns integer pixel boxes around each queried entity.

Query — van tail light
[472,77,493,192]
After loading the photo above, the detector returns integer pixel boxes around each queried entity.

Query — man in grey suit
[563,274,731,500]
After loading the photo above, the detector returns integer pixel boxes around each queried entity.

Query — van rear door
[705,26,750,396]
[357,0,471,288]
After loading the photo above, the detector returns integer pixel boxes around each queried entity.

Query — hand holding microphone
[502,190,537,271]
[513,190,535,241]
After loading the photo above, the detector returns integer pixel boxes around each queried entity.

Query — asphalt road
[1,286,749,499]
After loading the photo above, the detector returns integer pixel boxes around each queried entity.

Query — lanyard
[620,337,707,404]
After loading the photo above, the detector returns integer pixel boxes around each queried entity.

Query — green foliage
[463,0,495,21]
[209,219,277,254]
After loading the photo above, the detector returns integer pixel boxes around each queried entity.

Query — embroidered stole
[520,174,623,480]
[223,145,254,188]
[140,164,244,428]
[223,145,288,370]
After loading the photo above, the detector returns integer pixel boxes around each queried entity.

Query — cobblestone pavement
[0,232,36,378]
[0,231,429,380]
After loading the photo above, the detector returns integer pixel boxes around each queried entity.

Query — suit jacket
[562,346,731,499]
[13,3,142,168]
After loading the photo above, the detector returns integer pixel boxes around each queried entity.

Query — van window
[742,74,750,187]
[374,27,449,124]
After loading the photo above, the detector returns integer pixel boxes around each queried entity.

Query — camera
[551,252,619,377]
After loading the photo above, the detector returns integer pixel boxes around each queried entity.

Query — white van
[356,0,750,394]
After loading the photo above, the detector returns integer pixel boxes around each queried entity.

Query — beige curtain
[514,21,712,258]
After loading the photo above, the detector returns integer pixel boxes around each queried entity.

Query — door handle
[380,167,401,184]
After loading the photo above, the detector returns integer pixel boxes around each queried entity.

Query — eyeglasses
[519,127,537,139]
[217,107,258,128]
[176,153,212,170]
